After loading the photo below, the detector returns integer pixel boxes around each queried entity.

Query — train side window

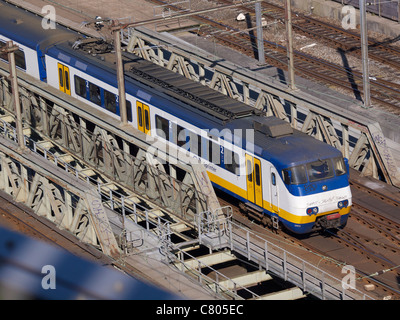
[224,149,239,175]
[156,115,169,140]
[74,75,87,98]
[176,124,186,147]
[0,42,7,62]
[333,156,346,176]
[64,70,70,91]
[104,90,117,113]
[283,170,290,185]
[282,165,307,185]
[208,140,220,165]
[271,172,276,186]
[89,82,101,106]
[144,108,150,131]
[137,105,143,127]
[255,163,261,186]
[247,159,253,182]
[15,50,26,70]
[126,100,132,122]
[0,41,26,70]
[58,67,64,88]
[189,132,201,156]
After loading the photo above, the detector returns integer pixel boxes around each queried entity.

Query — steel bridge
[122,26,400,189]
[0,45,376,299]
[3,8,396,298]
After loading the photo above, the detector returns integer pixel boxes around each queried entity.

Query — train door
[57,63,71,95]
[270,166,279,212]
[136,101,151,135]
[245,154,263,207]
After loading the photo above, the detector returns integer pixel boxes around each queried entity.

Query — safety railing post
[283,251,287,281]
[302,260,306,291]
[229,220,233,251]
[246,230,251,260]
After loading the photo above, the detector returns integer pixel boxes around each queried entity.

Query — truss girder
[120,28,400,188]
[0,65,212,227]
[0,146,112,254]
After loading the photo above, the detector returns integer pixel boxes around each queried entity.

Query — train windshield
[283,156,347,185]
[283,165,308,185]
[306,159,334,182]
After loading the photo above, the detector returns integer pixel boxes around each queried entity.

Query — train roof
[222,115,342,169]
[48,39,342,169]
[0,1,78,50]
[125,56,262,123]
[258,128,341,168]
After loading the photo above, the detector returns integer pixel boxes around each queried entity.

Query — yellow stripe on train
[207,171,351,225]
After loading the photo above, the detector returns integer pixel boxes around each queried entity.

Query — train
[0,1,351,234]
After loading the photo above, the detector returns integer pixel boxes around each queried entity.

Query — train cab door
[57,63,71,95]
[245,154,263,207]
[270,166,279,213]
[136,101,151,135]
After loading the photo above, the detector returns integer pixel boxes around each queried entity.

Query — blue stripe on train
[212,182,349,234]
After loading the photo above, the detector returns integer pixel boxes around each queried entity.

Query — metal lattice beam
[120,27,400,188]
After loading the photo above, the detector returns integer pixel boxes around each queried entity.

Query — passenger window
[74,75,87,98]
[126,100,132,122]
[0,41,26,70]
[104,90,117,113]
[89,83,101,106]
[224,149,239,175]
[176,125,187,147]
[208,140,220,165]
[156,115,170,140]
[189,132,201,156]
[15,50,26,70]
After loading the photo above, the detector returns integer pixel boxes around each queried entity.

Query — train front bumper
[281,206,351,234]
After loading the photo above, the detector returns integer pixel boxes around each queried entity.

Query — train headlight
[337,200,349,209]
[306,206,319,215]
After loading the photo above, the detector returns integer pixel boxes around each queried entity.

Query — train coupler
[316,212,341,230]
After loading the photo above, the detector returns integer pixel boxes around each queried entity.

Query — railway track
[351,202,400,248]
[217,0,400,71]
[148,0,400,114]
[217,175,400,300]
[195,21,400,112]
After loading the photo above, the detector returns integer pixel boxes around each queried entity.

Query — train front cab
[278,156,351,234]
[243,155,351,235]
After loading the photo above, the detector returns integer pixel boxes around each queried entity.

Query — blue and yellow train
[0,1,351,234]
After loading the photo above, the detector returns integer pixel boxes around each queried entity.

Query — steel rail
[146,0,400,112]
